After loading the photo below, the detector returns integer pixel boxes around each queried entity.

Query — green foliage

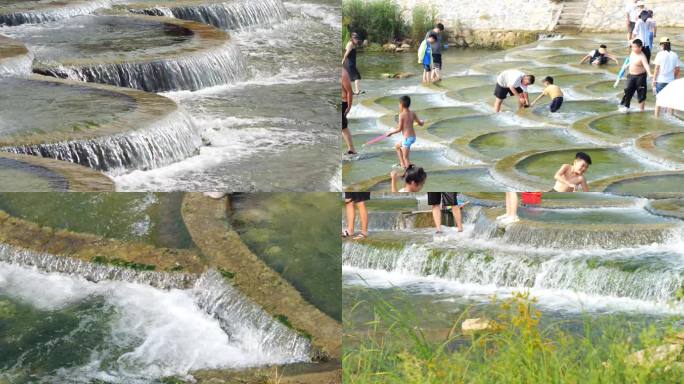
[343,0,407,44]
[410,5,436,44]
[344,292,683,383]
[91,255,155,271]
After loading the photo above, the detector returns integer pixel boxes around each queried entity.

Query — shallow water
[343,32,684,191]
[229,193,341,320]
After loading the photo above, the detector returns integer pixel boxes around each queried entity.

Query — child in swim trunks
[551,151,592,192]
[390,165,427,192]
[386,95,425,170]
[529,76,564,112]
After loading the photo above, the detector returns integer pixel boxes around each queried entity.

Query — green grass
[343,0,436,45]
[91,255,156,271]
[344,292,684,383]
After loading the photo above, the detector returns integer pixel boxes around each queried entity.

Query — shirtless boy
[619,39,653,112]
[552,152,592,192]
[386,95,425,170]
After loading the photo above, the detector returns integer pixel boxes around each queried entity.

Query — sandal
[346,150,357,155]
[341,229,351,238]
[352,233,367,240]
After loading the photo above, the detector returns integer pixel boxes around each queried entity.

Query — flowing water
[0,0,340,191]
[343,32,684,192]
[343,194,684,341]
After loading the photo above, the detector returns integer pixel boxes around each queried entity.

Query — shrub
[343,0,407,44]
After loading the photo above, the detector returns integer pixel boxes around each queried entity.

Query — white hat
[636,0,645,6]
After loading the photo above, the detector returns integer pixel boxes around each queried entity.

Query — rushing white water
[36,43,248,92]
[0,245,311,381]
[129,0,287,30]
[0,51,33,77]
[0,0,111,26]
[2,110,202,174]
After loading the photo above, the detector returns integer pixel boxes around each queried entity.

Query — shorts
[629,21,635,34]
[621,72,647,108]
[402,136,416,149]
[423,63,431,72]
[427,192,460,207]
[342,101,348,130]
[549,96,564,113]
[494,84,524,100]
[345,192,370,203]
[655,82,669,94]
[432,54,442,70]
[347,64,361,81]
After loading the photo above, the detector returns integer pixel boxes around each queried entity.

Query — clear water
[342,32,684,191]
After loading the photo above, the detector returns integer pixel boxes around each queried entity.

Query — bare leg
[345,200,355,235]
[357,201,368,236]
[342,128,355,153]
[354,79,361,94]
[432,204,441,232]
[639,101,645,112]
[655,106,660,118]
[401,147,411,169]
[494,98,503,113]
[509,192,518,218]
[452,205,463,232]
[394,143,405,168]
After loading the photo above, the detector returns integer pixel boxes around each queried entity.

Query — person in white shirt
[493,69,535,113]
[625,0,640,41]
[632,7,652,62]
[653,37,680,117]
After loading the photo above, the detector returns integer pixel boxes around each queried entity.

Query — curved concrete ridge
[0,0,111,26]
[180,193,341,360]
[463,191,642,209]
[0,75,178,148]
[453,126,569,163]
[0,209,202,275]
[492,146,644,191]
[590,170,684,197]
[0,152,114,191]
[570,112,684,146]
[345,164,493,192]
[0,33,32,76]
[646,199,684,221]
[636,130,684,166]
[574,79,622,98]
[357,98,392,116]
[192,359,342,384]
[32,14,229,67]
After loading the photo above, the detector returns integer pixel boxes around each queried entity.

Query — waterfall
[193,270,312,362]
[0,0,111,26]
[2,110,202,174]
[343,241,684,305]
[0,244,312,362]
[128,0,287,30]
[0,243,194,289]
[35,43,248,92]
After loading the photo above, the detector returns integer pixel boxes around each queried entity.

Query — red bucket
[521,192,542,205]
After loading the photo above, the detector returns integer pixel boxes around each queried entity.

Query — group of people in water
[342,0,680,194]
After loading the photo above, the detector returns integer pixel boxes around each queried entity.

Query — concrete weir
[0,75,201,173]
[122,0,287,30]
[9,14,246,92]
[0,33,32,77]
[0,0,110,26]
[181,193,342,361]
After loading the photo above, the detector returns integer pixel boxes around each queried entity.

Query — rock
[380,73,395,79]
[382,43,397,52]
[394,47,406,53]
[395,72,414,79]
[462,317,497,334]
[625,344,683,367]
[400,43,411,49]
[667,332,684,344]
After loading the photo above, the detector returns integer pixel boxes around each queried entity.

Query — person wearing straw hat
[343,32,364,95]
[653,36,680,117]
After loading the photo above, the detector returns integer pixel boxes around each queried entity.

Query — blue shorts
[402,136,416,149]
[423,64,431,72]
[655,82,669,94]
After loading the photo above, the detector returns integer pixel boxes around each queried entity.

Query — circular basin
[0,0,105,26]
[653,132,684,162]
[0,156,68,191]
[374,93,458,111]
[370,167,507,192]
[437,74,493,91]
[468,129,577,160]
[587,113,684,141]
[604,173,684,195]
[344,150,454,187]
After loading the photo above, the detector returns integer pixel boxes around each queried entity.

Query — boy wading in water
[341,68,356,155]
[428,192,468,234]
[343,32,363,95]
[425,23,445,82]
[493,69,535,113]
[419,33,437,84]
[620,39,653,112]
[552,152,592,192]
[530,76,564,112]
[386,95,424,171]
[580,44,619,65]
